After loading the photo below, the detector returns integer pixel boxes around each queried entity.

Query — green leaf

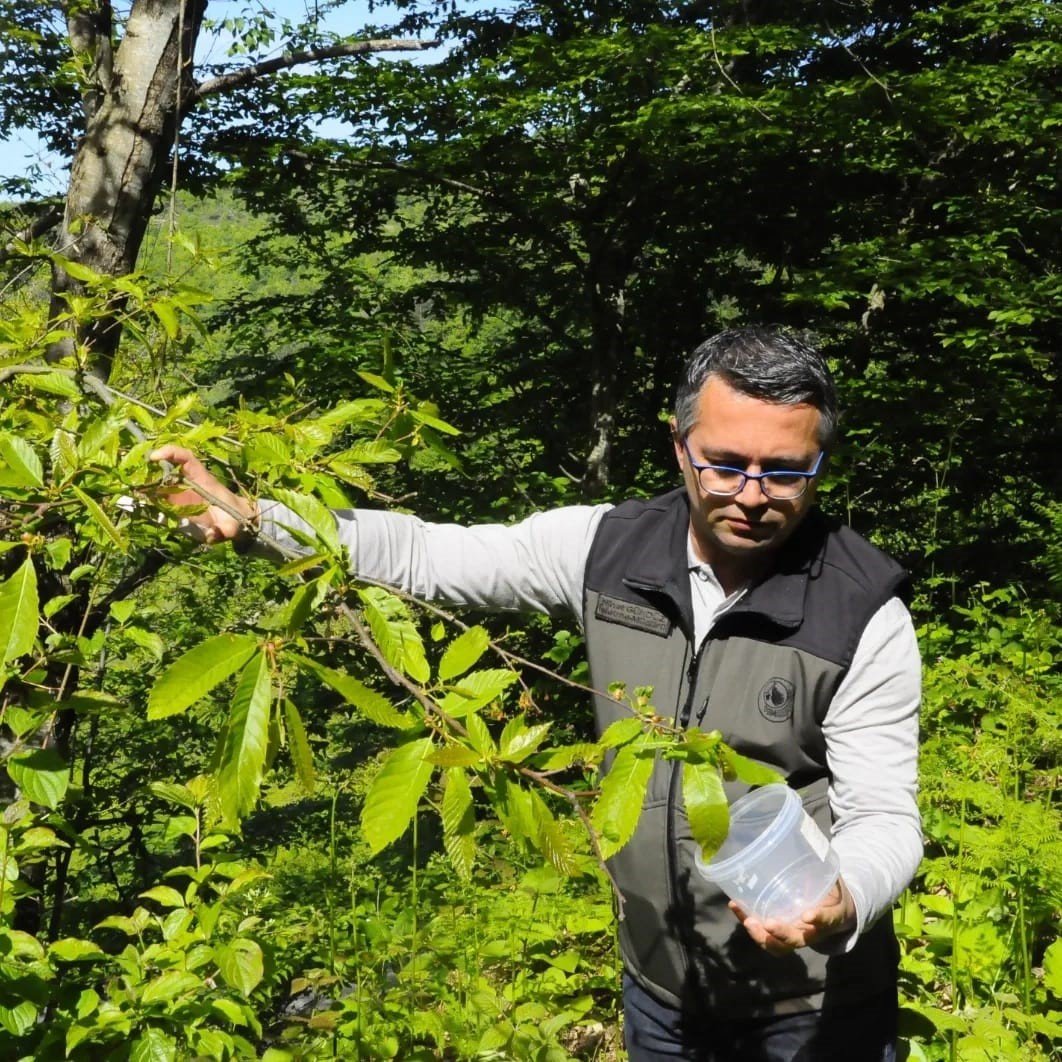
[438,625,490,681]
[536,743,601,771]
[464,713,495,757]
[283,699,316,793]
[139,885,186,908]
[527,787,577,875]
[271,488,340,553]
[71,484,127,552]
[332,440,402,464]
[361,736,435,853]
[356,369,395,394]
[682,761,730,860]
[49,937,108,962]
[147,781,198,810]
[23,371,80,399]
[124,626,165,661]
[109,599,137,624]
[598,716,644,749]
[442,768,476,880]
[410,407,461,436]
[0,555,38,663]
[591,740,654,859]
[439,668,519,716]
[720,747,784,787]
[0,1000,37,1037]
[499,715,552,763]
[294,655,411,729]
[217,938,264,997]
[429,744,483,768]
[60,259,101,283]
[0,433,44,487]
[216,652,272,825]
[358,587,430,685]
[148,633,259,720]
[7,748,69,809]
[140,969,202,1007]
[1043,938,1062,998]
[152,299,180,339]
[489,773,536,846]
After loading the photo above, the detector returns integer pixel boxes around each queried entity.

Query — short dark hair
[673,327,838,448]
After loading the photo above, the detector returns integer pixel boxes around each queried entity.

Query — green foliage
[896,589,1062,1059]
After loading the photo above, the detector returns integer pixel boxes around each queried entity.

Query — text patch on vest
[594,594,672,637]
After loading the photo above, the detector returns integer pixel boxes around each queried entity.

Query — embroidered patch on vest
[594,595,672,637]
[758,678,795,722]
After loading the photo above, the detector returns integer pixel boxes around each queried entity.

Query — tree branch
[1,202,64,262]
[191,38,439,104]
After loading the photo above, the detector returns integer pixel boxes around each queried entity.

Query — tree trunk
[49,0,206,381]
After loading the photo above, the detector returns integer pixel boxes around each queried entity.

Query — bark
[47,1,435,383]
[50,0,206,380]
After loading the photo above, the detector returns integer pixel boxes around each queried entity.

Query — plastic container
[695,784,840,923]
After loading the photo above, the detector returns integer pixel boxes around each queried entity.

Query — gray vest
[582,489,909,1016]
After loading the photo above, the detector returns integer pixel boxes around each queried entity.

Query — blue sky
[1,0,440,194]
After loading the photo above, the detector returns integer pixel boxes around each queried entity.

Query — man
[152,327,921,1061]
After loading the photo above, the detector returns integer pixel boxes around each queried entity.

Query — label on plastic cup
[798,811,832,860]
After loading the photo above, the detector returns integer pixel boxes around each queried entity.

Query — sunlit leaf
[720,747,784,787]
[217,938,264,997]
[0,433,43,487]
[7,747,69,809]
[271,488,340,553]
[358,586,430,685]
[216,652,272,825]
[294,655,412,729]
[0,554,38,663]
[683,761,729,859]
[591,740,654,858]
[438,625,490,681]
[148,633,259,720]
[361,736,435,853]
[442,767,475,880]
[499,715,551,763]
[283,699,316,793]
[71,484,127,552]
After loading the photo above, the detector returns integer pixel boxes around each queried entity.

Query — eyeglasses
[682,441,823,501]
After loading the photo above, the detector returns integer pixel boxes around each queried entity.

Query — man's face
[673,376,823,573]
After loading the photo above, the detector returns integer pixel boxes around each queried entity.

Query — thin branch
[1,203,64,262]
[824,20,893,107]
[192,39,440,103]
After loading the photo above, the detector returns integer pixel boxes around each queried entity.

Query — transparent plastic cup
[695,784,840,923]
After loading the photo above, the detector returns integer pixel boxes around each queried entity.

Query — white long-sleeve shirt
[261,500,922,945]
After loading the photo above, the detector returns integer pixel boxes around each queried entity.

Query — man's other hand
[148,445,256,545]
[729,877,857,955]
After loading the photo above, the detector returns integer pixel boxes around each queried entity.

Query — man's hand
[729,877,857,955]
[148,445,257,545]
